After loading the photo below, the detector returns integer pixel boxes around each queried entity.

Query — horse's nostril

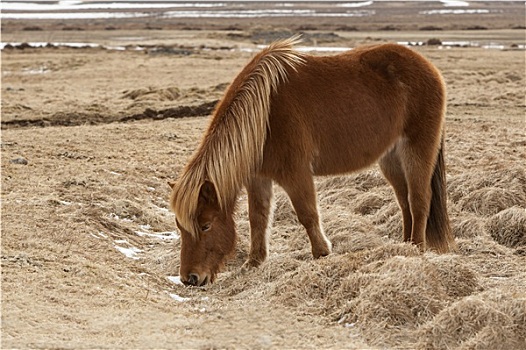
[188,273,200,286]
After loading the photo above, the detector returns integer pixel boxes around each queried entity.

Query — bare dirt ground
[2,4,526,349]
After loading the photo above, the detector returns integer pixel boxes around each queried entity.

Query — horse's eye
[201,223,211,232]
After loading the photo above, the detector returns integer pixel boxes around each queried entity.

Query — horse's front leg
[280,171,332,259]
[243,175,274,269]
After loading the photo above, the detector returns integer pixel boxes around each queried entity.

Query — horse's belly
[312,134,396,176]
[261,111,402,179]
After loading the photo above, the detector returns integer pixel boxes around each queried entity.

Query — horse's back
[263,43,445,177]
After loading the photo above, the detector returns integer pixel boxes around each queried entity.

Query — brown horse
[170,36,455,286]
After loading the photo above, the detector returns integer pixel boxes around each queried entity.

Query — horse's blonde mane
[171,35,305,237]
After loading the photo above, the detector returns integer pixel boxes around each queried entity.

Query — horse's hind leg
[279,172,332,258]
[379,146,412,242]
[399,138,438,249]
[244,175,274,268]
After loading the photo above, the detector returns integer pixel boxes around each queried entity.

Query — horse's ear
[168,180,176,189]
[199,180,218,206]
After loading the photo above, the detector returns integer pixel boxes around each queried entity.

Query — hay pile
[448,169,526,215]
[264,244,479,347]
[487,206,526,248]
[418,290,526,350]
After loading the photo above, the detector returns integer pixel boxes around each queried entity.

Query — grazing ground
[2,8,526,350]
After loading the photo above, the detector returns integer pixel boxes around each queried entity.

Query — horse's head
[174,181,236,286]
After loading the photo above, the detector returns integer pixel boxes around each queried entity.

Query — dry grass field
[2,3,525,349]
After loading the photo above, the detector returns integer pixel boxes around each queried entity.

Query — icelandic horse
[170,36,455,286]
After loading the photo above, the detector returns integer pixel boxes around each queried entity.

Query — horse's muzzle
[183,273,209,287]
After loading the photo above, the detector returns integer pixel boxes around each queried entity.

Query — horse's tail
[426,133,456,253]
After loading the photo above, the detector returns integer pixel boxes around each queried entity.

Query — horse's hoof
[241,259,263,272]
[312,241,332,258]
[313,250,331,259]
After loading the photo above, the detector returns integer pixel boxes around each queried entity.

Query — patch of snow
[135,230,180,240]
[114,245,142,259]
[441,0,470,6]
[421,9,490,15]
[167,276,184,286]
[337,1,373,8]
[23,67,50,75]
[251,45,351,53]
[113,239,142,259]
[169,293,190,302]
[151,203,171,215]
[2,1,227,11]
